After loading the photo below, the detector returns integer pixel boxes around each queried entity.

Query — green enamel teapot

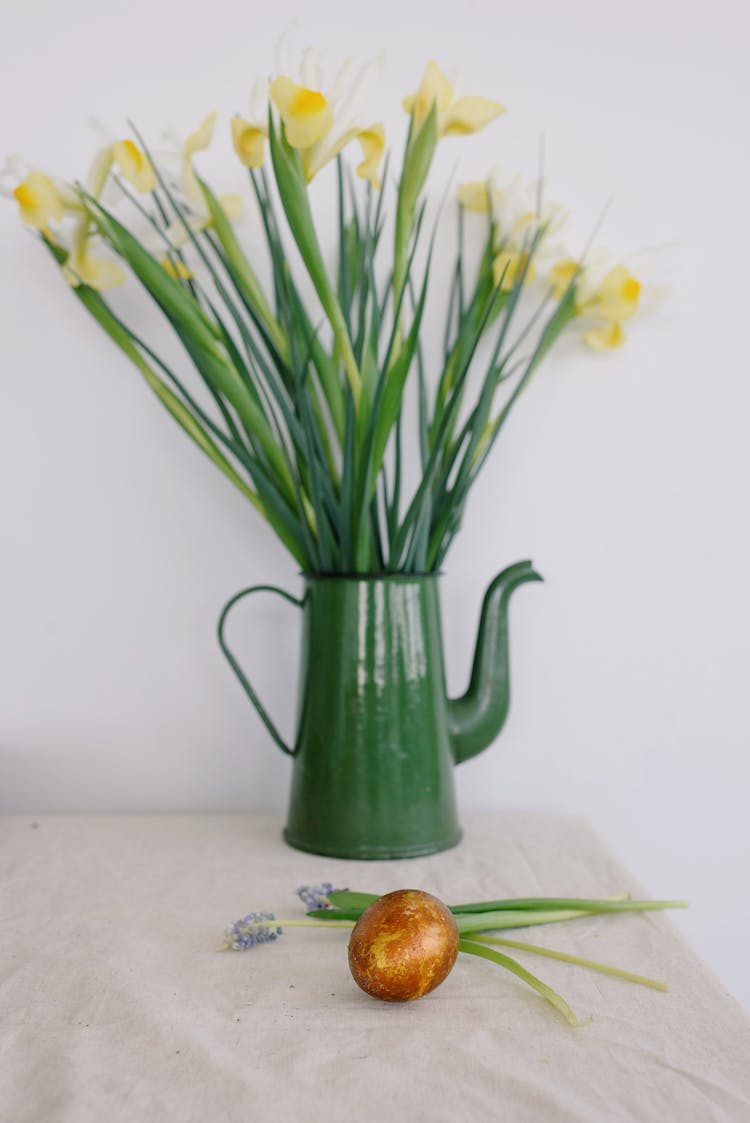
[218,561,541,858]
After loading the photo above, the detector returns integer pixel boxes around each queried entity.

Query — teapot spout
[448,560,542,764]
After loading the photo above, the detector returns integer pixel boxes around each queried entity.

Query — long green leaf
[459,939,583,1026]
[268,114,360,407]
[83,192,299,507]
[471,935,669,991]
[394,105,438,296]
[45,241,308,566]
[199,178,288,360]
[251,168,345,443]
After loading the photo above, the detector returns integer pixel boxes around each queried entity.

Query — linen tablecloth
[2,812,749,1122]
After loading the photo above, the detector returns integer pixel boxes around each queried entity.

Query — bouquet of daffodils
[2,37,646,574]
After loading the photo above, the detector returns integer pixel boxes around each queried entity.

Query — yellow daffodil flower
[578,265,641,350]
[1,155,83,230]
[230,78,270,169]
[231,116,267,168]
[55,135,152,290]
[549,257,643,349]
[270,76,333,149]
[584,264,641,323]
[12,171,65,232]
[0,146,122,289]
[235,39,385,187]
[404,61,504,137]
[81,125,154,196]
[63,144,127,290]
[112,139,156,193]
[269,75,385,186]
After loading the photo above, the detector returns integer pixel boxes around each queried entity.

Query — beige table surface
[1,812,749,1123]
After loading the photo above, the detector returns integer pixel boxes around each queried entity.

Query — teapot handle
[217,584,305,758]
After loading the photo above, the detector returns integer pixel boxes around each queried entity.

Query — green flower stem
[44,235,310,568]
[82,193,300,511]
[219,917,355,952]
[276,919,355,930]
[467,935,668,992]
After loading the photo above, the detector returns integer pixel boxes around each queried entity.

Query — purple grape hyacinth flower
[224,911,283,951]
[296,883,347,911]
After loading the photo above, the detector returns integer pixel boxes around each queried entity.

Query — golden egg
[348,889,459,1002]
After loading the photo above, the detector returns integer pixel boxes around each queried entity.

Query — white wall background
[2,0,749,1010]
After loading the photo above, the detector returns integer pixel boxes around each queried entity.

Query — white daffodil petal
[338,59,380,128]
[300,47,324,91]
[274,21,299,82]
[326,58,356,107]
[0,154,30,196]
[87,118,112,147]
[249,78,269,122]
